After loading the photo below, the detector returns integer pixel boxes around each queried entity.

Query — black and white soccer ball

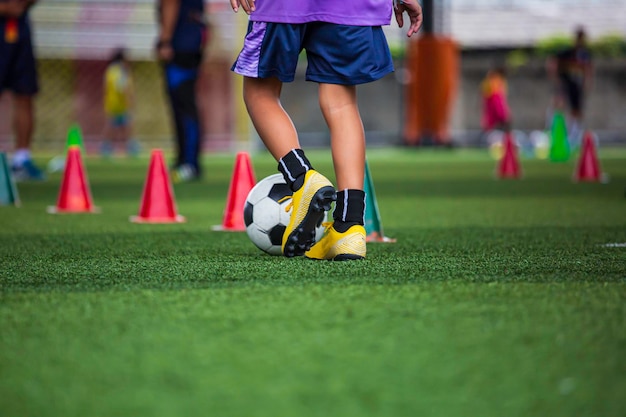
[244,173,326,256]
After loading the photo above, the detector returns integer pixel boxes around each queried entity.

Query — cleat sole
[283,186,336,258]
[332,254,365,261]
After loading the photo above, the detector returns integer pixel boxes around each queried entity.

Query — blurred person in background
[547,26,593,150]
[0,0,44,181]
[480,64,511,134]
[156,0,208,182]
[102,48,139,158]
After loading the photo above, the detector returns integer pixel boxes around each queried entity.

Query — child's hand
[394,0,423,37]
[155,40,174,62]
[230,0,256,14]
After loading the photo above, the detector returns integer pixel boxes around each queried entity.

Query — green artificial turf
[1,147,625,417]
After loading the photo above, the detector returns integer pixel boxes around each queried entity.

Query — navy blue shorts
[232,21,394,85]
[0,20,39,95]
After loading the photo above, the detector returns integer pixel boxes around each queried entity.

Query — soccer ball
[244,173,327,256]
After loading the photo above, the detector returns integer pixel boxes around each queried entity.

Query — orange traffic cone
[573,131,605,183]
[212,152,256,231]
[47,145,99,213]
[130,149,185,223]
[496,131,522,179]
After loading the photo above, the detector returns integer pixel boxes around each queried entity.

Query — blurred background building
[0,0,624,153]
[450,0,625,48]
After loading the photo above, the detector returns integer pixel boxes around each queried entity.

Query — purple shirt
[249,0,393,26]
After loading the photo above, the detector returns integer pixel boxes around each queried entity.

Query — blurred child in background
[481,64,511,133]
[102,48,139,157]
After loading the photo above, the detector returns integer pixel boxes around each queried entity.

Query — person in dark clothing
[156,0,207,182]
[547,26,593,148]
[0,0,44,181]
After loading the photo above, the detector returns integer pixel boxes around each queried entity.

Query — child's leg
[243,76,300,160]
[244,76,336,257]
[100,119,114,157]
[319,83,366,233]
[318,83,364,191]
[304,93,367,264]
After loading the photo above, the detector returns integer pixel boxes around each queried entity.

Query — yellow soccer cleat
[305,223,366,261]
[282,170,336,257]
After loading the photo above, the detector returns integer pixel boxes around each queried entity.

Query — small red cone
[212,152,256,231]
[496,131,522,179]
[573,131,604,182]
[48,145,99,213]
[130,149,185,223]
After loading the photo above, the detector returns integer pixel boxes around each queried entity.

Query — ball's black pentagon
[268,225,286,246]
[243,202,254,227]
[267,183,291,203]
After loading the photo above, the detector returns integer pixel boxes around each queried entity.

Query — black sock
[277,149,313,191]
[333,189,365,233]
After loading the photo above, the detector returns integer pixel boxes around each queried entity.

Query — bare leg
[103,122,112,142]
[243,76,299,160]
[100,120,114,156]
[114,125,124,144]
[306,83,367,260]
[569,109,584,148]
[121,122,131,144]
[11,94,44,179]
[13,94,34,150]
[319,83,364,190]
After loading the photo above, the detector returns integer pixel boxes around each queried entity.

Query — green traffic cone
[364,159,395,243]
[48,123,85,174]
[549,112,570,162]
[66,123,85,152]
[0,152,20,206]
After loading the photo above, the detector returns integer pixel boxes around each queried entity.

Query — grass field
[1,147,625,417]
